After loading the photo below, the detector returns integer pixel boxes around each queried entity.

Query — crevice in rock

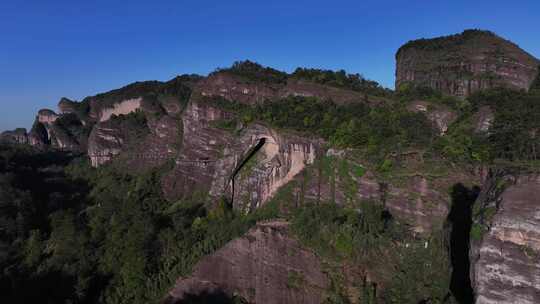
[446,183,480,304]
[229,138,266,207]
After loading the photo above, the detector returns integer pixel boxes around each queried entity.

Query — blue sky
[1,0,539,131]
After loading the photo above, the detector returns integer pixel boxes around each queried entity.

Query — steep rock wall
[396,30,539,98]
[162,100,320,209]
[212,125,318,212]
[88,122,125,167]
[470,172,540,304]
[164,220,328,304]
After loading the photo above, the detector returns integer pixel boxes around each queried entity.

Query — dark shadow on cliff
[446,183,480,304]
[229,138,266,207]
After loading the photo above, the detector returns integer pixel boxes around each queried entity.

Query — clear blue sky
[1,0,539,131]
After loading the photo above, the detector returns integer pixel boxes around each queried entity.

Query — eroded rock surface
[470,173,540,304]
[164,220,329,304]
[195,71,376,106]
[407,100,457,134]
[472,106,495,134]
[162,100,321,210]
[396,30,539,98]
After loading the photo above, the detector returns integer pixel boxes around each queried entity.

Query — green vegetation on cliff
[291,67,392,97]
[443,88,540,163]
[397,29,499,53]
[206,95,436,163]
[215,60,288,84]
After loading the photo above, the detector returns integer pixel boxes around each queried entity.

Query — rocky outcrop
[0,128,28,145]
[88,122,125,167]
[470,172,540,304]
[97,97,142,122]
[81,77,193,166]
[195,71,376,105]
[164,220,329,304]
[396,30,539,98]
[407,100,457,135]
[196,72,283,104]
[58,97,79,114]
[161,99,321,209]
[25,108,87,151]
[219,125,318,212]
[296,151,473,233]
[120,114,182,170]
[472,106,495,134]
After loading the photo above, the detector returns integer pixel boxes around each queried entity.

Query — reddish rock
[161,100,322,209]
[164,220,329,304]
[396,30,539,98]
[194,71,376,106]
[470,173,540,304]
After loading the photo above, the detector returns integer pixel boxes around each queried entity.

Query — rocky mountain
[396,30,539,98]
[2,30,540,304]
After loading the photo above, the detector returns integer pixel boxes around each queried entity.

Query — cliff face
[197,71,380,105]
[470,172,540,304]
[161,98,320,210]
[25,108,85,151]
[396,30,539,98]
[164,220,329,304]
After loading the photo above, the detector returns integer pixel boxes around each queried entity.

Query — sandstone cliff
[396,30,539,98]
[470,171,540,304]
[161,97,321,210]
[164,220,328,304]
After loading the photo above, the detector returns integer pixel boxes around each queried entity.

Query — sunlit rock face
[194,71,374,106]
[161,99,320,210]
[96,98,143,122]
[164,220,329,304]
[470,173,540,304]
[21,107,86,151]
[87,122,125,167]
[161,100,235,200]
[396,30,539,98]
[212,124,319,212]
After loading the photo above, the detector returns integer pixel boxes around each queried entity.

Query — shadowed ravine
[447,183,480,304]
